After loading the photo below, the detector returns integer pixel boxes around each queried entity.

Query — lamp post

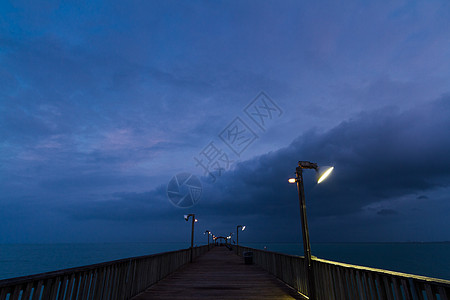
[184,214,197,262]
[204,230,211,250]
[236,225,246,255]
[289,161,334,300]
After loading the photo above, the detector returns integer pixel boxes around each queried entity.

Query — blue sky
[1,0,450,244]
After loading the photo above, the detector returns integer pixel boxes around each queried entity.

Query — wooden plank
[92,267,105,299]
[414,282,425,300]
[72,273,82,300]
[10,284,21,300]
[48,277,60,300]
[109,265,119,300]
[87,272,98,300]
[424,284,436,300]
[131,246,305,300]
[32,280,43,300]
[348,268,358,299]
[0,288,8,300]
[438,286,448,300]
[401,279,412,300]
[337,266,348,300]
[57,276,68,300]
[355,270,364,299]
[382,276,394,300]
[66,274,76,300]
[101,266,112,300]
[361,271,371,300]
[366,272,378,300]
[392,277,402,300]
[21,282,34,300]
[375,274,387,300]
[323,263,335,299]
[81,272,92,300]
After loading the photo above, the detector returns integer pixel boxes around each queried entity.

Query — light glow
[317,166,334,183]
[288,178,296,183]
[195,219,198,222]
[242,226,246,231]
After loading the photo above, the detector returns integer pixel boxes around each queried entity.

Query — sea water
[244,242,450,280]
[0,242,188,280]
[0,242,449,281]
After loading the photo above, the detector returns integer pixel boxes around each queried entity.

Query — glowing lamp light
[195,219,198,222]
[242,226,246,231]
[317,166,334,184]
[289,165,334,184]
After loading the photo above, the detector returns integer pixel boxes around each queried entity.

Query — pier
[131,246,301,300]
[1,245,450,300]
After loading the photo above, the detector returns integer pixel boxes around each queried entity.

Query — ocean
[0,242,449,281]
[0,242,189,280]
[244,242,450,281]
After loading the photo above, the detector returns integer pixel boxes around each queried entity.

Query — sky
[1,0,450,244]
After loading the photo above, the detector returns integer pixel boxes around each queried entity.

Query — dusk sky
[1,0,450,244]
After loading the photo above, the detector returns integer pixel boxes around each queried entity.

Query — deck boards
[131,246,304,300]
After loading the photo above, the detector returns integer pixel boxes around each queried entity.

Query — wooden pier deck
[131,246,304,300]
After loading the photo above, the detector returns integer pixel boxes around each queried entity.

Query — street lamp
[289,161,334,300]
[204,230,211,250]
[184,214,197,262]
[236,225,245,255]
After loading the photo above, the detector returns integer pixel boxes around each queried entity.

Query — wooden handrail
[238,246,450,300]
[0,245,210,300]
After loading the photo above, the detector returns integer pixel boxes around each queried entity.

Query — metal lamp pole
[184,214,196,262]
[290,161,334,300]
[236,225,245,255]
[205,230,211,250]
[295,163,316,300]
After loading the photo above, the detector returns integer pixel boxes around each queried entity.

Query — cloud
[197,95,450,220]
[377,209,399,216]
[63,187,170,222]
[64,96,450,235]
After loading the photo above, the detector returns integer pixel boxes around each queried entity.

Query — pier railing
[239,246,450,300]
[0,245,209,300]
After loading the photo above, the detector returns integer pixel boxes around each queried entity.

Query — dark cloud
[197,96,450,220]
[63,187,169,222]
[60,96,450,241]
[377,209,399,216]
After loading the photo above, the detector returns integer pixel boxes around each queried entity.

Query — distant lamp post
[289,161,334,300]
[204,230,211,250]
[184,214,197,262]
[236,225,246,255]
